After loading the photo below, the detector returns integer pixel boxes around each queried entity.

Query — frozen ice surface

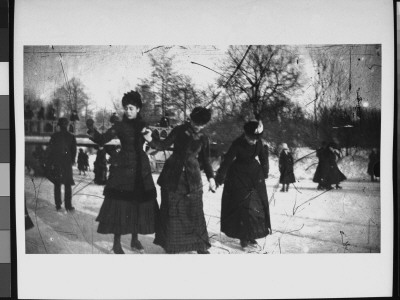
[25,150,380,254]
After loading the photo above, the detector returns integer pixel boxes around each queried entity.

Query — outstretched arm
[87,125,118,146]
[144,127,178,151]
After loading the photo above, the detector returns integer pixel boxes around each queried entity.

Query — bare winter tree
[219,45,302,118]
[307,44,381,145]
[170,75,204,120]
[53,77,90,119]
[147,49,178,116]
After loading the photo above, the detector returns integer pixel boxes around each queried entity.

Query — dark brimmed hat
[121,91,142,109]
[57,117,69,128]
[244,121,263,139]
[190,107,212,125]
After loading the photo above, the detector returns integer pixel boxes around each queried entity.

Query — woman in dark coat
[215,121,271,249]
[77,148,87,175]
[322,142,346,190]
[93,146,108,185]
[86,91,158,254]
[143,107,216,254]
[279,143,295,192]
[367,148,380,182]
[313,141,328,190]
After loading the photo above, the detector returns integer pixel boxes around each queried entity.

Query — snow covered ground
[25,150,380,254]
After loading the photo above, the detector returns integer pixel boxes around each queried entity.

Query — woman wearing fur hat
[215,120,271,249]
[86,91,159,254]
[279,143,295,192]
[142,107,216,254]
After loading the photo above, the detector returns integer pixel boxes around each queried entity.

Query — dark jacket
[46,129,77,185]
[279,150,295,184]
[88,116,156,201]
[216,135,269,184]
[148,122,214,192]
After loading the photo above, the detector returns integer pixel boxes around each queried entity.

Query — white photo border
[15,0,394,298]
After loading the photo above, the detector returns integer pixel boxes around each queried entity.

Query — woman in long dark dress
[322,142,346,190]
[313,141,328,190]
[143,107,216,254]
[279,143,295,192]
[215,121,271,249]
[86,91,158,254]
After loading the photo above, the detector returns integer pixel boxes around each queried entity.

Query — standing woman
[86,91,158,254]
[142,107,216,254]
[215,121,271,249]
[313,141,328,190]
[279,143,295,192]
[323,142,347,190]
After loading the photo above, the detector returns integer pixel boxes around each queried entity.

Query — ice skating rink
[24,168,380,254]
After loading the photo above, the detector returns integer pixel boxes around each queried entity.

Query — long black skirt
[220,162,271,241]
[96,191,159,235]
[153,173,210,253]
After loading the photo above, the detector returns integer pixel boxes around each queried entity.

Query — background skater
[45,117,77,212]
[278,143,295,192]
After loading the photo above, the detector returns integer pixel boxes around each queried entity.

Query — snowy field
[25,150,380,254]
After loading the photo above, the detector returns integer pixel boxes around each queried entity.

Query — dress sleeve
[148,126,178,151]
[258,142,269,179]
[215,141,238,185]
[87,125,118,146]
[199,136,214,180]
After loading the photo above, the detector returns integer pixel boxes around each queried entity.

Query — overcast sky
[24,44,381,114]
[24,45,228,112]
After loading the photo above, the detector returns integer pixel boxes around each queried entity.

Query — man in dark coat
[46,117,77,211]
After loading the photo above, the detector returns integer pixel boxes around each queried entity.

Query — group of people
[66,90,271,254]
[312,141,347,190]
[35,89,379,253]
[277,140,348,192]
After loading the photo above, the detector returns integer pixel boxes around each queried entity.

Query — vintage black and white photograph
[23,44,382,254]
[15,0,394,298]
